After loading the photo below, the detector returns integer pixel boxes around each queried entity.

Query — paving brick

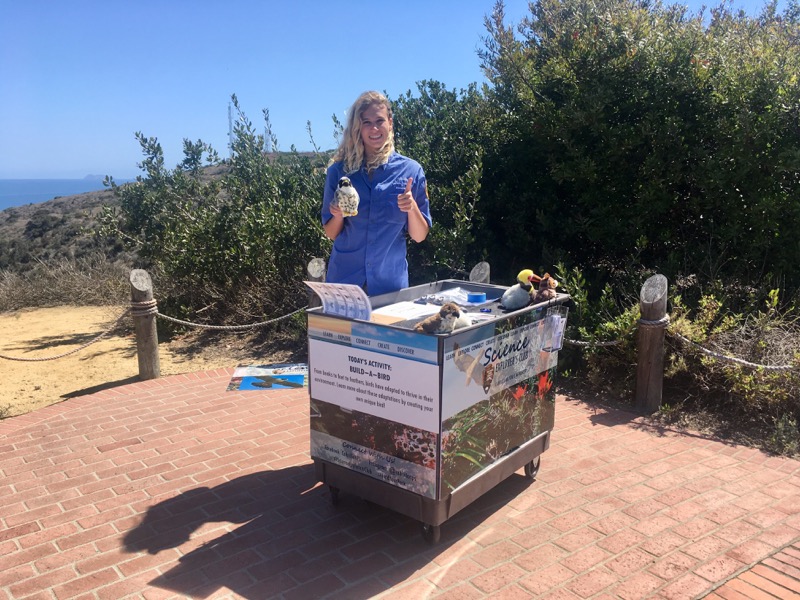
[659,572,714,599]
[648,551,697,581]
[766,554,800,576]
[0,521,41,544]
[684,535,732,561]
[551,526,604,552]
[589,511,637,536]
[597,529,648,554]
[606,548,657,577]
[740,569,800,599]
[695,554,747,583]
[0,564,37,589]
[561,545,611,574]
[757,523,800,548]
[9,567,76,598]
[639,531,687,558]
[472,563,528,594]
[430,557,484,591]
[565,568,618,598]
[751,563,800,594]
[1,376,799,599]
[709,583,753,599]
[612,572,664,600]
[632,514,680,536]
[473,540,526,569]
[519,562,576,596]
[51,567,119,600]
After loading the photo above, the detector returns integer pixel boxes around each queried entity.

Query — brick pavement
[1,369,799,599]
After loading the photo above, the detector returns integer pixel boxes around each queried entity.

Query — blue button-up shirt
[322,152,432,296]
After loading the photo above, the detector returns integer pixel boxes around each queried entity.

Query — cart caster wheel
[524,457,541,480]
[329,486,340,506]
[421,523,441,544]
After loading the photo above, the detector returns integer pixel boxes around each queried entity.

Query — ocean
[0,179,118,212]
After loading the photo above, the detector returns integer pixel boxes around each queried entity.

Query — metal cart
[308,279,568,542]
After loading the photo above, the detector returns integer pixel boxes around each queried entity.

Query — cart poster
[441,313,561,421]
[307,313,439,364]
[308,337,441,499]
[310,420,437,499]
[439,306,567,493]
[308,339,439,432]
[226,363,308,391]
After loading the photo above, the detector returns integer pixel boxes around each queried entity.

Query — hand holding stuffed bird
[332,176,360,217]
[500,269,542,311]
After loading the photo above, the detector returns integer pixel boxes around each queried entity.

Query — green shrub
[668,288,800,424]
[393,81,488,282]
[479,0,800,290]
[100,95,331,322]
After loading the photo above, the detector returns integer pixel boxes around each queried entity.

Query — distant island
[83,174,106,181]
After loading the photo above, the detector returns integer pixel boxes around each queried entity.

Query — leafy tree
[479,0,800,294]
[392,81,489,282]
[101,95,331,320]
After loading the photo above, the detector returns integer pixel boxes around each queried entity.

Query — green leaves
[480,0,800,291]
[393,81,488,281]
[101,96,331,320]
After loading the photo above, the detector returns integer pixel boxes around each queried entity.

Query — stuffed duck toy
[500,269,541,311]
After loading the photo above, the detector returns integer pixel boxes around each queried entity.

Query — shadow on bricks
[576,396,752,450]
[121,462,537,598]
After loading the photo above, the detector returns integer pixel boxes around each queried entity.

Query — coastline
[0,178,121,211]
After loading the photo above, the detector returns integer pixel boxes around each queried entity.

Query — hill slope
[0,186,124,271]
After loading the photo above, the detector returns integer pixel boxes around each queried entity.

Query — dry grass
[0,254,131,312]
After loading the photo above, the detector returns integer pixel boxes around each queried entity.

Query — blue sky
[0,0,783,179]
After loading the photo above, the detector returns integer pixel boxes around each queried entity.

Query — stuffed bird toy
[532,273,559,303]
[500,269,541,311]
[415,302,468,334]
[333,176,360,217]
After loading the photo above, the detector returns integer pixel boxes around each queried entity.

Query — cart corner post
[130,269,160,380]
[635,274,668,414]
[307,258,327,308]
[469,261,491,284]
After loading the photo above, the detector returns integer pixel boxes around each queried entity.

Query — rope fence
[0,302,307,362]
[2,298,795,372]
[0,267,796,393]
[561,314,797,372]
[0,307,131,362]
[668,330,796,372]
[564,330,797,371]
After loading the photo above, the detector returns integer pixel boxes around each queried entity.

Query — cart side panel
[307,312,442,499]
[439,305,566,494]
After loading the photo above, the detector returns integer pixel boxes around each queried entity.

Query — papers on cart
[304,281,372,321]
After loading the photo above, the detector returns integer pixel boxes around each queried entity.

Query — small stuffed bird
[415,302,465,334]
[532,273,559,303]
[453,309,472,330]
[500,269,541,311]
[333,176,360,217]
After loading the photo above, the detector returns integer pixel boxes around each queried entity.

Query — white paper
[371,301,440,320]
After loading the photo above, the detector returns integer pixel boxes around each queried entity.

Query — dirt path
[0,306,261,418]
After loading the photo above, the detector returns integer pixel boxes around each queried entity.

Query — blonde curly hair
[331,91,395,174]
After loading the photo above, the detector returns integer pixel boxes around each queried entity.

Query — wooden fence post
[130,269,160,380]
[635,274,669,413]
[307,258,326,308]
[469,261,491,284]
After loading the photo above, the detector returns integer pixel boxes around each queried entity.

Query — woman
[321,91,431,296]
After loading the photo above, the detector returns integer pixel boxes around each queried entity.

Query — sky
[0,0,784,180]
